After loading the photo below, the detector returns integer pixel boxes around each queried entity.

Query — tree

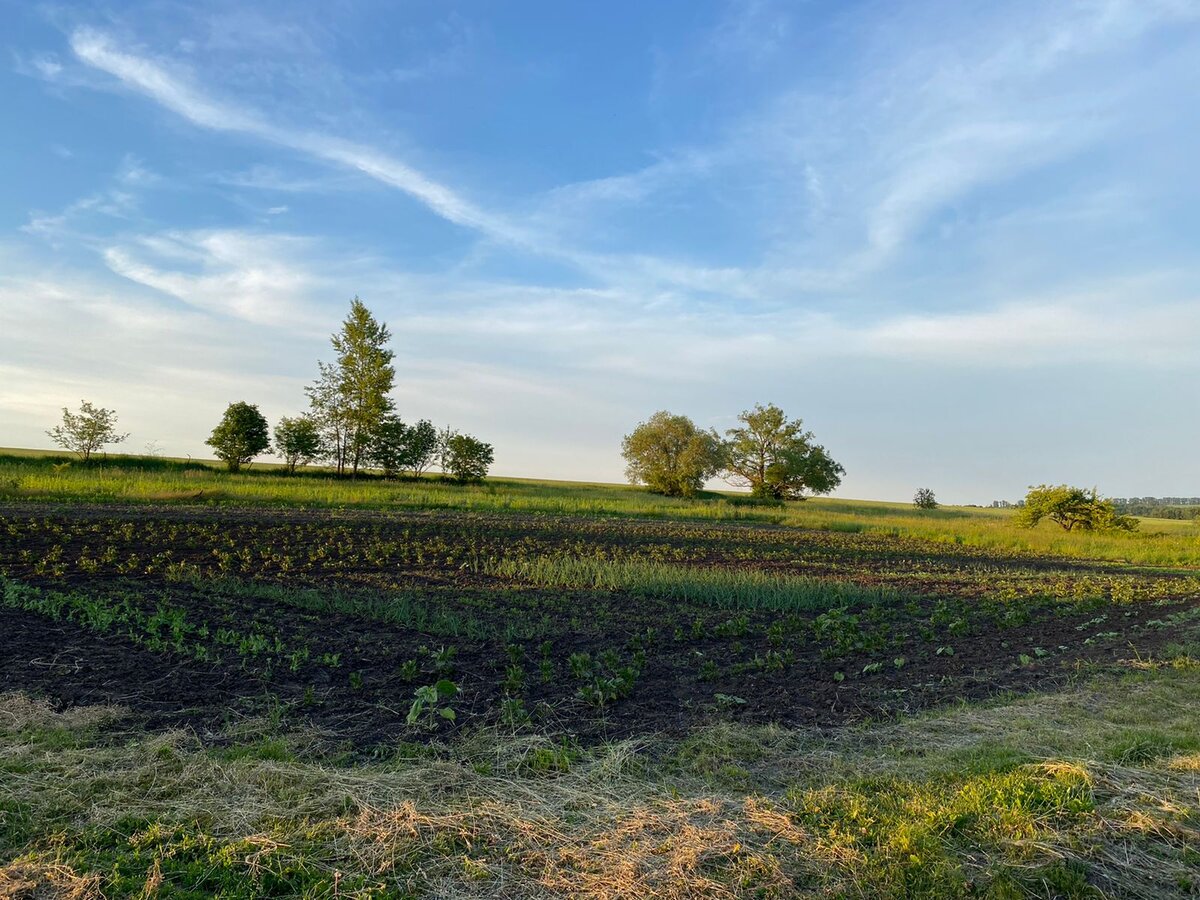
[206,402,271,473]
[723,403,844,500]
[401,419,439,478]
[1014,485,1138,532]
[306,362,349,474]
[368,417,440,479]
[306,298,395,476]
[621,411,724,498]
[274,415,323,474]
[46,400,128,461]
[444,434,494,482]
[913,488,938,509]
[436,425,458,475]
[368,414,409,478]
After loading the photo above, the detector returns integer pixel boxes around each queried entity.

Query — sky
[1,0,1199,503]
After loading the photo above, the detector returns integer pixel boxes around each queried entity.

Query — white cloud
[100,229,329,330]
[116,155,160,186]
[532,0,1200,297]
[212,166,318,192]
[857,285,1200,367]
[2,233,1198,491]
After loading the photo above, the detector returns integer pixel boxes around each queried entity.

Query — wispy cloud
[31,54,63,79]
[543,0,1199,295]
[22,190,136,240]
[6,1,1200,495]
[210,165,350,194]
[69,28,530,244]
[855,278,1200,367]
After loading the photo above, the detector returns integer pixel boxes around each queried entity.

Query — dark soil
[2,503,1197,749]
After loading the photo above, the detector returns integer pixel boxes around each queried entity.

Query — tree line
[47,298,495,482]
[35,304,1174,528]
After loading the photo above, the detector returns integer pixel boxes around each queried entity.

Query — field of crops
[3,501,1198,745]
[2,459,1199,897]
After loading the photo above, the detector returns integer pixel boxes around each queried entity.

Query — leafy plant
[500,696,530,726]
[407,679,458,727]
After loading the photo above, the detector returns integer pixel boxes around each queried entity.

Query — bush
[913,488,938,510]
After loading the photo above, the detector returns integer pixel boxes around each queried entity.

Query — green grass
[3,448,1199,567]
[480,552,898,611]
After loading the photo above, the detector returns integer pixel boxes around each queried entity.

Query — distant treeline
[1111,498,1200,520]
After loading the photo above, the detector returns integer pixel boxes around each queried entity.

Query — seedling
[397,658,419,681]
[568,652,593,679]
[500,696,530,726]
[502,664,526,694]
[407,679,458,727]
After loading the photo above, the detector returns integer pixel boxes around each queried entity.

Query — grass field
[1,450,1199,897]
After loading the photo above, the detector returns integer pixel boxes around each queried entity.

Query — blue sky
[2,0,1199,502]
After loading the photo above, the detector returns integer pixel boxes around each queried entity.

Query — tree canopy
[723,403,843,500]
[621,411,724,498]
[368,417,441,479]
[913,488,938,510]
[206,402,271,473]
[46,400,128,461]
[307,298,395,476]
[443,433,494,482]
[1015,485,1137,532]
[274,415,323,474]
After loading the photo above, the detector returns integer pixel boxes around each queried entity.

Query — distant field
[2,450,1199,896]
[2,447,1197,566]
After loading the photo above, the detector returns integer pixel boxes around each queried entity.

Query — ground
[0,455,1198,897]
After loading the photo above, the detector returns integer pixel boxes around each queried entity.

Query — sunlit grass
[480,553,897,611]
[2,448,1198,566]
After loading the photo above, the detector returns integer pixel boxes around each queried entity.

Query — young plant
[407,680,458,727]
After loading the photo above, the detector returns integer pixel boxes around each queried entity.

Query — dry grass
[0,862,101,900]
[0,695,125,733]
[341,795,819,899]
[3,669,1200,898]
